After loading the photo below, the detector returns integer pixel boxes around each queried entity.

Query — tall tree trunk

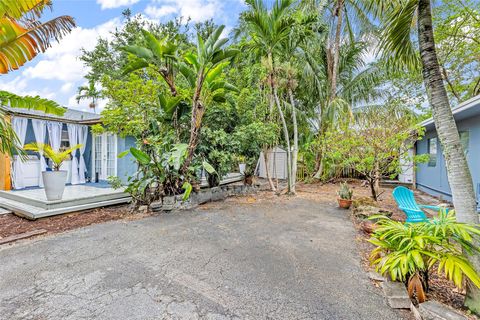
[289,88,298,194]
[265,82,277,191]
[314,102,328,179]
[417,0,480,312]
[273,86,292,194]
[330,0,344,100]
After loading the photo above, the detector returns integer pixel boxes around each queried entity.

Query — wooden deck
[0,184,131,220]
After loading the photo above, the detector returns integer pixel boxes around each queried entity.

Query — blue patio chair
[392,186,445,223]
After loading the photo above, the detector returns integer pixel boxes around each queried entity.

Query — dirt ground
[0,204,151,240]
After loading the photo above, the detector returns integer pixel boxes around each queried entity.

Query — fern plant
[369,209,480,303]
[24,143,82,171]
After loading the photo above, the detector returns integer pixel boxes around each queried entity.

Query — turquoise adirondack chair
[392,186,444,223]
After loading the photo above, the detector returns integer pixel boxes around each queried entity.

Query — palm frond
[373,0,420,70]
[0,90,65,115]
[0,108,20,155]
[0,15,75,73]
[0,0,50,19]
[24,142,81,170]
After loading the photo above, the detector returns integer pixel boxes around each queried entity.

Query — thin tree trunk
[273,86,292,194]
[368,177,377,201]
[374,162,380,197]
[263,146,276,191]
[417,0,480,312]
[314,104,327,179]
[264,60,277,191]
[330,0,344,100]
[289,88,298,194]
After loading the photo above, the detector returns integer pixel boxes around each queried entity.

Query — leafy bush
[124,140,217,205]
[107,176,123,189]
[369,210,480,303]
[233,121,278,176]
[197,128,237,187]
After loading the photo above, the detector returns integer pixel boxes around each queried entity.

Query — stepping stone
[419,301,467,320]
[381,281,411,309]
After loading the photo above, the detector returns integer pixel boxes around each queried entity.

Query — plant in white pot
[237,155,246,175]
[24,143,82,201]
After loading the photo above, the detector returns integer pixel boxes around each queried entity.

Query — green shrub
[369,209,480,302]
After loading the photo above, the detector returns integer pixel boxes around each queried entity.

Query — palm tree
[300,38,384,178]
[0,0,75,156]
[301,0,374,105]
[241,0,297,194]
[76,81,102,113]
[368,0,480,311]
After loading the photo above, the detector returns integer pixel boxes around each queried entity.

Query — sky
[1,0,247,113]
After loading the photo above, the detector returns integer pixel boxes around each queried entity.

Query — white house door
[92,133,117,181]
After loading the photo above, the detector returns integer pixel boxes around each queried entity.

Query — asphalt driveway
[0,195,405,319]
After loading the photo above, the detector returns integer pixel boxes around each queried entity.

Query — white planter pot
[239,163,246,175]
[42,171,67,201]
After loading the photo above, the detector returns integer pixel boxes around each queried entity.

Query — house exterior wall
[116,135,137,183]
[416,114,480,202]
[22,120,93,181]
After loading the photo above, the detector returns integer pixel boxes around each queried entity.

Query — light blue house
[415,95,480,204]
[0,106,137,190]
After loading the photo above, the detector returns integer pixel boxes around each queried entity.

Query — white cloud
[96,0,140,9]
[23,18,121,83]
[61,83,74,93]
[146,0,223,22]
[145,5,178,18]
[13,18,122,111]
[0,76,55,100]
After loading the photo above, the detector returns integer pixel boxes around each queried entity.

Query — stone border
[150,184,258,212]
[370,272,467,319]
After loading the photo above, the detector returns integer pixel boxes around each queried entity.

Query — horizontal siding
[416,113,480,203]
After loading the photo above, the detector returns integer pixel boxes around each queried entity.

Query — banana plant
[178,25,239,173]
[0,0,73,157]
[122,29,178,96]
[0,0,75,74]
[23,143,82,171]
[124,144,216,203]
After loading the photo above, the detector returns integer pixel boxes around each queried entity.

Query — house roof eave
[420,94,480,130]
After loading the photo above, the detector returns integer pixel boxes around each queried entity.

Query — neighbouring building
[414,94,480,205]
[0,106,137,191]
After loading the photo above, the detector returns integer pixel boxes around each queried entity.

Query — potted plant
[337,182,353,209]
[24,143,82,201]
[237,155,246,174]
